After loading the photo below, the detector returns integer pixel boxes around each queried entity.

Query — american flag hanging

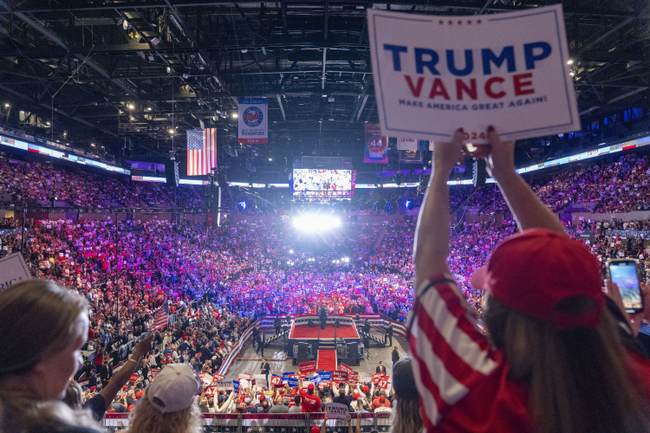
[152,302,169,331]
[186,128,217,176]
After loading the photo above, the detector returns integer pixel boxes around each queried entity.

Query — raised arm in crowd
[410,127,650,433]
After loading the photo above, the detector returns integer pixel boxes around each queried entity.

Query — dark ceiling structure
[0,0,649,175]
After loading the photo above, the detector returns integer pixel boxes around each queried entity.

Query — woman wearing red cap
[409,128,650,433]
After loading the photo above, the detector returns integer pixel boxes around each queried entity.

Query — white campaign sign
[367,5,580,143]
[323,403,352,421]
[0,253,31,290]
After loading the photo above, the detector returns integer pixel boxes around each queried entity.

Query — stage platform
[287,315,362,365]
[289,319,360,340]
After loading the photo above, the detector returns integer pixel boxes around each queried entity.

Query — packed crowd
[0,127,650,433]
[1,152,649,323]
[0,152,205,209]
[2,148,650,213]
[0,147,649,431]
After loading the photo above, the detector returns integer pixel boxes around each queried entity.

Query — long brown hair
[485,296,650,433]
[391,358,423,433]
[391,398,422,433]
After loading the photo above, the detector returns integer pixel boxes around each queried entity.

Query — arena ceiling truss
[0,0,648,163]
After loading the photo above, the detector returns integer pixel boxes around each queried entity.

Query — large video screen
[292,169,354,200]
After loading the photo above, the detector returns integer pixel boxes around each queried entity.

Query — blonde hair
[0,279,88,375]
[128,397,201,433]
[63,380,84,410]
[485,297,650,433]
[0,396,100,432]
[0,280,100,432]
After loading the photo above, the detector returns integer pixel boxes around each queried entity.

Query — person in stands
[391,347,400,365]
[260,358,271,387]
[127,363,201,433]
[288,395,302,413]
[371,390,392,413]
[390,358,422,433]
[0,280,103,433]
[410,127,650,433]
[64,333,153,420]
[300,383,321,412]
[333,386,352,410]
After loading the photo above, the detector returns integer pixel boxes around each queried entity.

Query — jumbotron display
[292,168,355,200]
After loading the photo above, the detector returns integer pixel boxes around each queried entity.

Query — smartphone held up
[607,259,644,313]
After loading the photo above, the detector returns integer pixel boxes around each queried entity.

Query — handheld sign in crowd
[367,5,579,143]
[299,360,317,374]
[323,403,352,421]
[0,252,31,291]
[332,370,349,383]
[271,375,283,387]
[309,372,322,385]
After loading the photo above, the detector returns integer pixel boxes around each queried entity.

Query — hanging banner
[399,149,422,164]
[367,5,580,143]
[396,137,418,151]
[363,124,389,164]
[238,98,268,144]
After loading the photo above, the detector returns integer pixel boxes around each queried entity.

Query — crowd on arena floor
[0,149,649,421]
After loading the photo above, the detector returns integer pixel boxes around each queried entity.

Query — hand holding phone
[607,259,643,313]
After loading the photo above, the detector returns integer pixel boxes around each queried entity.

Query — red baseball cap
[307,383,315,391]
[472,228,604,329]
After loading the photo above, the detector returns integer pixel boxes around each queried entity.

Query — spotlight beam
[291,213,342,234]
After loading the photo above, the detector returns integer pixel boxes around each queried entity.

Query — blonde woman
[127,363,201,433]
[0,279,103,433]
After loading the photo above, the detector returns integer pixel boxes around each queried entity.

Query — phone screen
[609,261,642,311]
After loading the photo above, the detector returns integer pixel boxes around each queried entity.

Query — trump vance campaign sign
[367,5,579,143]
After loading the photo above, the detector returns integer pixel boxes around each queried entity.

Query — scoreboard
[291,169,355,201]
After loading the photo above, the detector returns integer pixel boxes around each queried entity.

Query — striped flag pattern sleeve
[408,280,501,431]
